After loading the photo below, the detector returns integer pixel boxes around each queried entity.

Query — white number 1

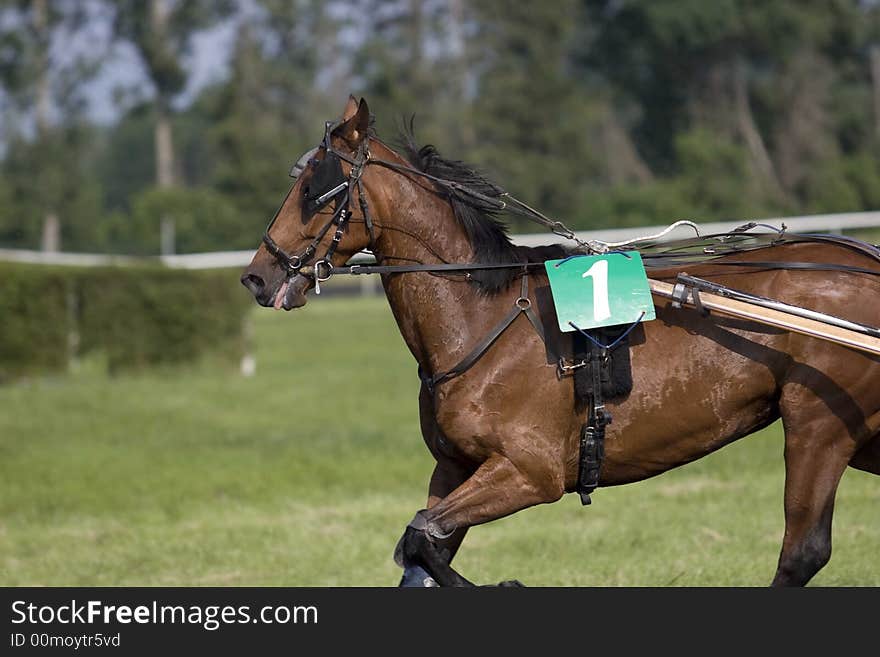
[582,259,611,322]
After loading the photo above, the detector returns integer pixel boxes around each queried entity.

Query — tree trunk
[40,212,60,253]
[156,108,175,255]
[447,0,476,149]
[34,0,50,135]
[151,0,174,189]
[870,45,880,138]
[409,0,424,67]
[732,57,784,199]
[154,106,174,188]
[601,112,654,184]
[34,0,60,251]
[151,0,175,255]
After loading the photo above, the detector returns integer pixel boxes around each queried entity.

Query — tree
[109,0,232,253]
[0,0,106,250]
[465,0,610,228]
[579,0,880,218]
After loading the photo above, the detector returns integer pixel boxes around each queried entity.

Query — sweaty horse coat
[242,96,880,586]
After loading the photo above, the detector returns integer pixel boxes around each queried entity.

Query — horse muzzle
[271,274,313,311]
[240,269,314,310]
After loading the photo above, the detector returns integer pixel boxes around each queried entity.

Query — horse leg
[773,387,861,586]
[397,459,472,587]
[397,452,565,587]
[396,385,476,586]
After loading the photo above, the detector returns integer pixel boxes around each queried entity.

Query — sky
[79,13,239,125]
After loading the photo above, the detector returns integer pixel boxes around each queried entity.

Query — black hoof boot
[399,564,439,587]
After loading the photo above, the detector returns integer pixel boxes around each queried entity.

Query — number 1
[582,259,610,322]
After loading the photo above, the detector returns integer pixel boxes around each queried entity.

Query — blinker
[304,150,346,213]
[289,147,319,180]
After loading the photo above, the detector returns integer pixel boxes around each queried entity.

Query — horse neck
[367,153,502,372]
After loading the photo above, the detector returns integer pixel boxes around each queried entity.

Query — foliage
[76,265,251,372]
[0,126,105,250]
[0,262,251,380]
[109,0,234,102]
[2,1,880,252]
[0,263,71,382]
[126,186,245,254]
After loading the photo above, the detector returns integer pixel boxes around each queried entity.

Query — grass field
[1,295,877,586]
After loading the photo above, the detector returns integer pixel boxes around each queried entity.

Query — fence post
[360,274,380,297]
[240,315,256,377]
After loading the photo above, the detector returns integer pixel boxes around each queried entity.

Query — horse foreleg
[397,453,565,587]
[396,459,472,587]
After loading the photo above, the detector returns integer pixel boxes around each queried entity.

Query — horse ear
[338,98,371,145]
[341,95,358,121]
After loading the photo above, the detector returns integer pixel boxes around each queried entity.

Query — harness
[261,117,880,505]
[262,121,596,288]
[262,120,376,290]
[417,272,546,394]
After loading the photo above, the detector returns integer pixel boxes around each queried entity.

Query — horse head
[241,96,377,310]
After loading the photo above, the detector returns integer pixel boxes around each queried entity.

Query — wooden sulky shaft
[649,278,880,357]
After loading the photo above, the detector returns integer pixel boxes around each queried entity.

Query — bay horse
[241,97,880,586]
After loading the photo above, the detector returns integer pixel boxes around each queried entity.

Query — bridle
[261,116,609,292]
[262,119,376,289]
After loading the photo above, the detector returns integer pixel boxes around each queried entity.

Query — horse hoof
[399,564,439,587]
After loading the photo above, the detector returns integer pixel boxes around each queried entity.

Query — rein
[264,121,880,286]
[261,120,591,289]
[260,117,880,382]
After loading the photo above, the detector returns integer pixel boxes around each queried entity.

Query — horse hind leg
[773,380,863,586]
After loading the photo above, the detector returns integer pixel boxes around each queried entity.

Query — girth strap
[420,272,544,392]
[576,341,609,505]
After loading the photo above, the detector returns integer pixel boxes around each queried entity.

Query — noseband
[262,120,376,288]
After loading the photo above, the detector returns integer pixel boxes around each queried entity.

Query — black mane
[398,129,567,294]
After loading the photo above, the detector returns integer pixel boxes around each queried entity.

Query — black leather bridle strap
[366,156,590,248]
[330,261,547,276]
[647,260,880,276]
[356,177,376,252]
[329,256,880,279]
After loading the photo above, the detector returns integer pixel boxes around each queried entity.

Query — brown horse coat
[242,97,879,586]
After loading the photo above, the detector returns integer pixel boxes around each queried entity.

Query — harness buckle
[285,254,302,273]
[557,357,588,378]
[670,281,690,309]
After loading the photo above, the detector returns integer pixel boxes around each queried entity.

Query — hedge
[0,265,71,381]
[0,263,252,382]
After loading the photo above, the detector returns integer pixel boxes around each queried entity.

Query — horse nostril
[241,273,265,296]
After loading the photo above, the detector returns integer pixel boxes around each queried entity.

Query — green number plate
[544,251,656,332]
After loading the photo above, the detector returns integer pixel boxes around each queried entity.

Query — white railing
[1,211,878,270]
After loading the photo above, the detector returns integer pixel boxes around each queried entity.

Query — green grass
[1,296,877,586]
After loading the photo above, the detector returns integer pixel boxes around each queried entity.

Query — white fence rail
[1,211,879,270]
